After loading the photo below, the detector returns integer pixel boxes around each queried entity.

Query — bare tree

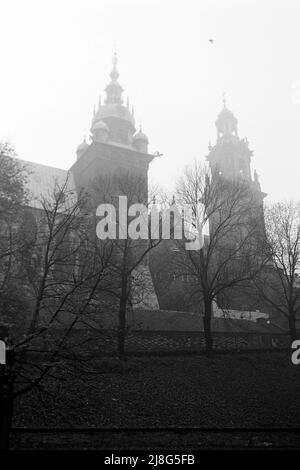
[89,171,162,358]
[0,143,31,450]
[174,161,268,355]
[0,144,30,319]
[255,201,300,341]
[0,177,115,449]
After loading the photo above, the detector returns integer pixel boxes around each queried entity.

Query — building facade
[18,55,273,323]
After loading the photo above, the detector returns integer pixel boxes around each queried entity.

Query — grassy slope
[12,351,300,448]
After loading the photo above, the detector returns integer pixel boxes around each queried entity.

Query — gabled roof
[16,158,77,210]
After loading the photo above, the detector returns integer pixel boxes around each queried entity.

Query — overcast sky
[0,0,299,202]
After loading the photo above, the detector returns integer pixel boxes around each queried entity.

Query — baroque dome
[92,104,135,128]
[76,138,89,152]
[91,119,109,131]
[133,129,149,143]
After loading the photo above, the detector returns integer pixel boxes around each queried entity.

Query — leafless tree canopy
[173,162,268,353]
[255,201,300,340]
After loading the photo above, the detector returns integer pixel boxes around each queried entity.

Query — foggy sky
[0,0,299,202]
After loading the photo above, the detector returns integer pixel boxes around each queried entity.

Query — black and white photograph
[0,0,300,456]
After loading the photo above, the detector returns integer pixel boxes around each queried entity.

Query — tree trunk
[288,314,297,342]
[0,390,14,451]
[118,275,127,359]
[203,300,213,356]
[118,301,126,359]
[0,350,14,451]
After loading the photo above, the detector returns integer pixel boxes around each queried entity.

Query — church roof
[77,138,89,152]
[133,129,149,143]
[16,158,77,210]
[91,120,109,131]
[91,53,136,144]
[92,103,135,128]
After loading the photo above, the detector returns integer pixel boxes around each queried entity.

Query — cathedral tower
[207,96,266,210]
[206,97,267,312]
[71,53,154,194]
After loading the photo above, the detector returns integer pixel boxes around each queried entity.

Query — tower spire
[110,51,120,81]
[215,95,238,140]
[105,51,123,105]
[91,53,136,146]
[222,92,226,108]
